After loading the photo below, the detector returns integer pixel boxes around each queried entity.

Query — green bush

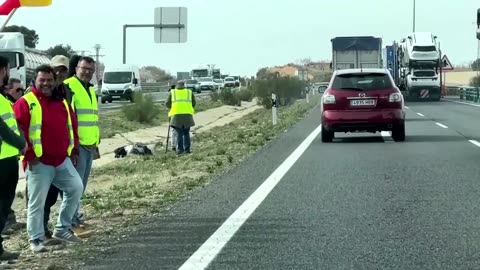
[235,87,254,102]
[121,92,161,124]
[252,75,306,109]
[219,88,241,106]
[470,75,480,87]
[210,91,220,102]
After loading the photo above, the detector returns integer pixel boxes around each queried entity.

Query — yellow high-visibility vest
[168,88,194,117]
[0,94,21,159]
[21,92,74,158]
[64,77,99,146]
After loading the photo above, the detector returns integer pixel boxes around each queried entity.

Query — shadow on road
[332,136,385,143]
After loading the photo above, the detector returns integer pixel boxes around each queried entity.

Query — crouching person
[13,65,83,252]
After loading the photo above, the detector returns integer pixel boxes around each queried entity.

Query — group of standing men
[0,53,99,260]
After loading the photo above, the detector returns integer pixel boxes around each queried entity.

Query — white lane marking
[469,140,480,147]
[178,125,323,270]
[417,113,425,117]
[404,106,409,109]
[380,131,394,142]
[435,123,448,128]
[444,99,480,108]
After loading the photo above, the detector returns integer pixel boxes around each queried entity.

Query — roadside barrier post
[271,93,278,125]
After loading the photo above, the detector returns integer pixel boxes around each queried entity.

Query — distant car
[214,79,224,90]
[321,68,405,142]
[186,79,200,93]
[197,77,216,91]
[224,77,235,88]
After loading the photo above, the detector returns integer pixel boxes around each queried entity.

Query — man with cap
[44,55,77,242]
[51,55,72,103]
[166,80,196,155]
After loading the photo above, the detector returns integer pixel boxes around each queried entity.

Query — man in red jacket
[13,64,84,253]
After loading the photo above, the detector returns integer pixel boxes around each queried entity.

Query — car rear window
[332,73,393,91]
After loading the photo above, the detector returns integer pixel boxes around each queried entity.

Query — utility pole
[93,44,105,84]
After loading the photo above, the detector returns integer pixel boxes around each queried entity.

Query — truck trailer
[330,36,382,71]
[0,32,50,87]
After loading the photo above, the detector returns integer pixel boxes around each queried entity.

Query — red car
[321,68,406,142]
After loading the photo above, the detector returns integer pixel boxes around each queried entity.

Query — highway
[99,91,210,110]
[83,99,480,269]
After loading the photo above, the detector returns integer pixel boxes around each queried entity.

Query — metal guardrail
[461,87,480,102]
[141,82,170,92]
[444,86,480,103]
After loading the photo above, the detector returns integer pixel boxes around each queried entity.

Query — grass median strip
[86,95,320,216]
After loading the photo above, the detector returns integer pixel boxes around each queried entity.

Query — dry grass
[2,95,320,270]
[99,98,224,139]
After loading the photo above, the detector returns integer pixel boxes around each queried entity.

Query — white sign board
[154,7,187,43]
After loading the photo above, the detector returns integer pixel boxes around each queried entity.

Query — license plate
[350,99,375,106]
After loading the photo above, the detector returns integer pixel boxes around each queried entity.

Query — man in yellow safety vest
[166,80,196,155]
[14,64,84,253]
[64,56,99,236]
[0,56,27,260]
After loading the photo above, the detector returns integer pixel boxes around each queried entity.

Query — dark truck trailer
[331,36,382,70]
[177,71,191,81]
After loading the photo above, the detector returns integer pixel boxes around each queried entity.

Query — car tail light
[389,93,402,102]
[323,93,336,104]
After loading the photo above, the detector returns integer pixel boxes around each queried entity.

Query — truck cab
[101,64,141,103]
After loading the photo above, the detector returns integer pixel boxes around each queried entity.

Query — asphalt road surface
[99,91,210,111]
[83,99,480,270]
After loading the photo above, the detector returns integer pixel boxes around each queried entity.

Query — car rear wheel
[321,126,334,142]
[392,124,405,142]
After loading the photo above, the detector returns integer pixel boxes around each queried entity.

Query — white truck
[190,64,211,79]
[330,36,382,70]
[0,32,50,87]
[397,32,441,101]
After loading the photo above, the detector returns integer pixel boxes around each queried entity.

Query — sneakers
[44,230,63,246]
[30,239,47,253]
[71,225,93,239]
[0,250,20,261]
[53,230,82,243]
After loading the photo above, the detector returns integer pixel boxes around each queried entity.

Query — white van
[100,64,142,103]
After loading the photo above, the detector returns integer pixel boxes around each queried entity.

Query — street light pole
[412,0,416,32]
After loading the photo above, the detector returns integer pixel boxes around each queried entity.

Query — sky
[2,0,480,77]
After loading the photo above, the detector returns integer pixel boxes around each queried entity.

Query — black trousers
[43,185,62,231]
[0,157,19,254]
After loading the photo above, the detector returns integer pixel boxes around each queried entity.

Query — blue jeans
[26,158,83,241]
[72,146,94,225]
[173,126,191,153]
